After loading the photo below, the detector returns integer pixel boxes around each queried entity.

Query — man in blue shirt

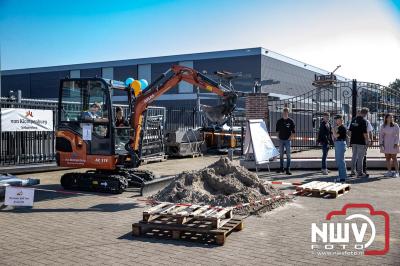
[82,102,101,120]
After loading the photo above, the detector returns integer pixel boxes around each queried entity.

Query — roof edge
[1,47,263,75]
[260,48,349,81]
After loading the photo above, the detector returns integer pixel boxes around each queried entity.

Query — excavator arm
[129,65,238,164]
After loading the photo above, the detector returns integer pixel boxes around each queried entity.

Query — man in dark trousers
[349,108,369,178]
[276,107,296,175]
[317,112,334,175]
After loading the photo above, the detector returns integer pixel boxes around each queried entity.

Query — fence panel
[0,98,58,166]
[268,81,398,149]
[0,99,205,166]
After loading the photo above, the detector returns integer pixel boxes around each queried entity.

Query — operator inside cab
[115,106,129,127]
[82,102,109,122]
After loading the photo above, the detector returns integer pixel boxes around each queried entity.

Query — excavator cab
[57,78,131,170]
[56,78,160,194]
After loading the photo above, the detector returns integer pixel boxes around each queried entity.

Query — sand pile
[153,157,288,215]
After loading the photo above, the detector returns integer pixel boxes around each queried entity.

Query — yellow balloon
[130,80,142,96]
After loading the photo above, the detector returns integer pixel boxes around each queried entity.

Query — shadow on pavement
[33,184,83,202]
[257,171,393,185]
[118,232,217,248]
[346,176,396,184]
[32,184,141,203]
[257,171,323,180]
[1,202,140,213]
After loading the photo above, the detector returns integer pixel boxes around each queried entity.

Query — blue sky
[1,0,399,85]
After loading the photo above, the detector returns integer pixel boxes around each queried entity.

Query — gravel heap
[152,157,288,215]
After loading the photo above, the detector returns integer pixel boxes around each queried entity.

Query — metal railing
[0,98,208,166]
[268,80,399,149]
[0,98,58,166]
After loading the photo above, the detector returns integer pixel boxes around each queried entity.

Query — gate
[268,80,400,149]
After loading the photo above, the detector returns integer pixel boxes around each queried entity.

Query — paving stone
[1,163,399,265]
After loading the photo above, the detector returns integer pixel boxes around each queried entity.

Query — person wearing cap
[332,114,348,182]
[82,102,108,122]
[82,102,101,120]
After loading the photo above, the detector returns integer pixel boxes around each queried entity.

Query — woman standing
[379,113,400,177]
[332,115,348,182]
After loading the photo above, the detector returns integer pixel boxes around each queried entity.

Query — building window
[102,67,113,79]
[70,70,80,78]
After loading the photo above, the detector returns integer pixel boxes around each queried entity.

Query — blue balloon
[139,79,148,90]
[125,77,134,86]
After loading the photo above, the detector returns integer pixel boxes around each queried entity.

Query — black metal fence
[0,99,206,166]
[0,98,58,166]
[165,106,203,131]
[268,80,400,149]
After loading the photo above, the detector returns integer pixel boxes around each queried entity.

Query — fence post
[192,107,196,129]
[0,101,2,166]
[352,79,358,118]
[241,122,244,156]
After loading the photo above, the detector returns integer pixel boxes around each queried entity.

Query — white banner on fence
[0,108,53,132]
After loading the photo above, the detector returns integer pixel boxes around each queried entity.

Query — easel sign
[243,119,279,165]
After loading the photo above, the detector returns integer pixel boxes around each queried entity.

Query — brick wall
[245,93,269,121]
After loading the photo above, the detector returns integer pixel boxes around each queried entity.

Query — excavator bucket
[140,176,176,196]
[200,91,237,125]
[115,169,176,196]
[201,104,229,125]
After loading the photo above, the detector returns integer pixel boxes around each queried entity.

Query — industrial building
[1,47,349,107]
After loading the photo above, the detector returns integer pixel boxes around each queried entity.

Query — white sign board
[5,186,35,206]
[244,119,279,164]
[82,123,93,141]
[1,108,53,132]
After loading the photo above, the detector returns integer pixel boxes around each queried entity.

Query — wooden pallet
[296,181,350,198]
[168,152,203,158]
[190,152,203,158]
[132,215,243,245]
[140,154,168,165]
[143,203,233,228]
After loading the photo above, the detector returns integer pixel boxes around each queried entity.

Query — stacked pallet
[132,203,244,245]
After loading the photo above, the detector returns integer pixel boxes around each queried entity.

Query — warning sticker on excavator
[82,123,92,141]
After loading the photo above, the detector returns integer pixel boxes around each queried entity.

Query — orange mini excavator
[56,65,238,195]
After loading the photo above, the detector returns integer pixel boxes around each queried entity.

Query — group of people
[82,103,129,137]
[83,103,128,126]
[275,107,400,181]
